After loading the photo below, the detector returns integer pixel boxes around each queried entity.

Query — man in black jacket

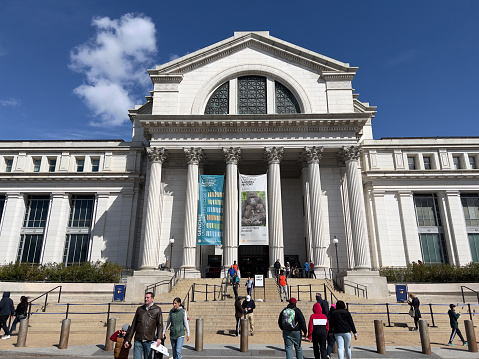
[278,298,307,359]
[0,292,15,340]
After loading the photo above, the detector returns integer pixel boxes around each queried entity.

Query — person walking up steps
[447,304,467,346]
[278,298,307,359]
[329,300,357,359]
[279,270,289,302]
[308,302,329,359]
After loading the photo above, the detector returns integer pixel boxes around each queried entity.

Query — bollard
[240,318,248,352]
[374,319,386,354]
[58,318,71,349]
[418,319,431,355]
[464,320,478,352]
[105,318,116,351]
[195,318,204,351]
[16,318,29,347]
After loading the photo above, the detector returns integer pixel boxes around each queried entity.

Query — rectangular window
[414,194,442,227]
[63,234,90,265]
[453,157,461,170]
[419,233,447,264]
[33,159,41,172]
[423,156,432,170]
[49,159,56,172]
[461,194,479,227]
[23,195,50,228]
[17,234,44,263]
[469,234,479,263]
[407,157,416,170]
[5,159,13,172]
[91,158,100,172]
[76,159,84,172]
[469,156,477,169]
[68,195,94,228]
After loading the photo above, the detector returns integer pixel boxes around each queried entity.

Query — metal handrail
[342,280,368,298]
[461,285,479,304]
[27,285,62,318]
[289,283,339,304]
[145,268,183,296]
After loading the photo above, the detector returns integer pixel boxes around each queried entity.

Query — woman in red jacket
[307,303,329,359]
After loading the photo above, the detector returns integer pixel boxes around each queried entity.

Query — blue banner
[197,175,224,245]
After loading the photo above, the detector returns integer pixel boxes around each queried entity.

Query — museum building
[1,32,479,280]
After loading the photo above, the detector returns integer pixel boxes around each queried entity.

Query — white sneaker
[1,335,10,339]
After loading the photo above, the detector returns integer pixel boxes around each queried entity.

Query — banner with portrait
[239,174,268,245]
[197,175,224,245]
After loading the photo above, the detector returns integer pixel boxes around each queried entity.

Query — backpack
[282,308,297,331]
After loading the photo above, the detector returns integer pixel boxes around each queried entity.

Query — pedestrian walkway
[0,343,476,358]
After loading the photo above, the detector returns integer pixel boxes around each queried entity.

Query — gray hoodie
[0,292,15,316]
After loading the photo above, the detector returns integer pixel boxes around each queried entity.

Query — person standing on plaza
[9,295,28,333]
[447,304,467,346]
[309,260,316,279]
[407,293,421,331]
[278,298,307,359]
[274,259,282,279]
[0,292,15,340]
[234,296,245,336]
[329,300,357,359]
[124,292,163,359]
[307,302,329,359]
[162,297,190,359]
[242,295,256,336]
[228,265,237,285]
[303,261,310,278]
[245,276,255,297]
[279,270,289,302]
[233,261,238,272]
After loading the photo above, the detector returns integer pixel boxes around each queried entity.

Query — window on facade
[76,159,84,172]
[33,159,41,172]
[18,195,50,263]
[414,194,448,264]
[64,195,94,265]
[0,195,5,221]
[5,159,13,172]
[469,156,477,169]
[453,156,461,170]
[423,156,432,170]
[469,233,479,263]
[205,76,300,115]
[205,82,229,114]
[49,159,56,172]
[461,194,479,263]
[91,158,100,172]
[407,157,416,170]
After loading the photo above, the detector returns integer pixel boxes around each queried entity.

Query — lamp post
[333,236,339,273]
[169,238,175,271]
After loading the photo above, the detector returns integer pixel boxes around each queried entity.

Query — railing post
[467,303,473,321]
[323,283,327,301]
[106,303,111,324]
[385,303,392,327]
[27,303,32,319]
[213,285,217,301]
[65,303,70,320]
[44,293,48,312]
[461,286,465,303]
[263,284,265,302]
[309,284,312,302]
[428,304,437,327]
[206,284,208,301]
[374,319,386,354]
[58,286,62,303]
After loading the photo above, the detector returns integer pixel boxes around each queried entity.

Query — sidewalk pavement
[0,343,477,359]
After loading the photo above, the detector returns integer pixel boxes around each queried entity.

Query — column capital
[264,146,284,164]
[338,145,362,163]
[184,147,204,165]
[301,146,324,164]
[147,147,168,164]
[223,147,241,165]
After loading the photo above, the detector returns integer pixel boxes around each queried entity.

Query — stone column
[1,193,26,263]
[338,146,371,270]
[182,148,204,273]
[301,146,326,267]
[223,147,241,269]
[264,147,284,273]
[43,193,70,263]
[299,160,312,265]
[140,147,168,270]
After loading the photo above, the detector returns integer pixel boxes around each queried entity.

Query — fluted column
[182,148,204,270]
[338,146,371,270]
[301,146,326,267]
[264,147,284,272]
[299,160,312,264]
[140,147,168,269]
[223,147,241,269]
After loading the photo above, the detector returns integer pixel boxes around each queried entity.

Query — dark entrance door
[238,245,269,277]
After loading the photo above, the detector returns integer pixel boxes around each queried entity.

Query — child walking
[109,324,130,359]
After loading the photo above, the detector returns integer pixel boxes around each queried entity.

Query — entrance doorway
[238,245,269,277]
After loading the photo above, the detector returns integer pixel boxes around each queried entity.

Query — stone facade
[0,32,478,283]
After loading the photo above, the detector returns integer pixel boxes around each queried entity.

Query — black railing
[289,283,339,304]
[27,285,62,318]
[145,268,183,296]
[461,285,479,304]
[342,280,368,298]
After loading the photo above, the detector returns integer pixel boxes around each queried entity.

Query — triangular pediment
[148,31,357,77]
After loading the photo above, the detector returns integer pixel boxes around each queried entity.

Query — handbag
[409,307,415,317]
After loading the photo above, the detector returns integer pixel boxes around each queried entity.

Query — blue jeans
[327,334,336,356]
[171,336,185,359]
[335,332,352,359]
[282,330,303,359]
[134,340,154,359]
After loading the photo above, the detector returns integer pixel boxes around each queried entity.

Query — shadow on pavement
[266,345,284,352]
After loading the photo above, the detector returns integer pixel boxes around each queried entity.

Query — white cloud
[0,98,21,107]
[69,13,157,127]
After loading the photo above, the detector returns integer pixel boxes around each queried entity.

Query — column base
[125,270,174,302]
[336,270,388,299]
[180,266,202,279]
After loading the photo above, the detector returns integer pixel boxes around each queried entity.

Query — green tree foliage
[0,261,123,283]
[379,263,479,282]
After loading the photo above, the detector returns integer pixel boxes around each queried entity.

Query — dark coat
[278,303,307,334]
[0,292,15,317]
[409,297,421,319]
[124,303,163,343]
[235,299,245,318]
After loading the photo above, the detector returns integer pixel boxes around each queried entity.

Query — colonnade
[140,145,372,274]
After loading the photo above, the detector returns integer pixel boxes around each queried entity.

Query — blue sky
[1,0,478,141]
